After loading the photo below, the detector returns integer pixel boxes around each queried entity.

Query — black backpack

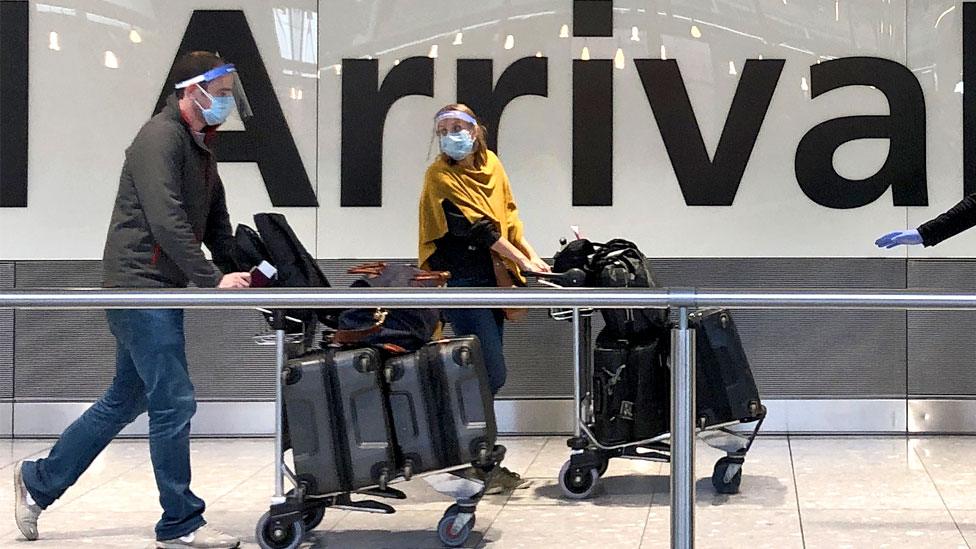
[554,238,669,341]
[247,213,341,329]
[234,223,271,272]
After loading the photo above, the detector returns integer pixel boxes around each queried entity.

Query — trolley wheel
[285,488,325,531]
[255,511,305,549]
[559,460,599,499]
[302,504,326,531]
[596,454,610,478]
[711,456,743,495]
[437,504,476,547]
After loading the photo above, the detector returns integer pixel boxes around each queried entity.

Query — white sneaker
[156,525,240,548]
[14,461,41,541]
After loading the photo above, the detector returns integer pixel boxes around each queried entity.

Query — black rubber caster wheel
[711,456,743,495]
[255,511,306,549]
[437,504,476,547]
[596,454,610,478]
[559,460,599,499]
[284,488,325,531]
[302,504,326,531]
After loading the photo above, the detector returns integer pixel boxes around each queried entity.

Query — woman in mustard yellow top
[419,104,549,492]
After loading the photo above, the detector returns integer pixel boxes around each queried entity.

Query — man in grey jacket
[14,52,252,548]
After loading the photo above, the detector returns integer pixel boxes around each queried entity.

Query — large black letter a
[154,10,317,207]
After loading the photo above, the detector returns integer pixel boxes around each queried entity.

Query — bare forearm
[518,238,542,261]
[491,237,530,265]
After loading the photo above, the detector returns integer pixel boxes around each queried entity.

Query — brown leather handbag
[332,262,451,348]
[492,255,528,322]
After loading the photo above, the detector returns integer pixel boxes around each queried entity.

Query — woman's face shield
[429,110,479,157]
[175,64,253,121]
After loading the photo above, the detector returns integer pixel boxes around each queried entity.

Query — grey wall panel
[908,259,976,290]
[652,258,906,289]
[909,313,976,395]
[908,260,976,396]
[497,308,577,398]
[733,310,906,398]
[183,310,276,400]
[15,260,103,288]
[14,309,116,400]
[15,261,120,400]
[14,261,276,400]
[1,263,13,399]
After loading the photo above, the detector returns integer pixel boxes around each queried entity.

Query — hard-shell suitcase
[283,347,397,495]
[690,308,763,427]
[384,336,497,474]
[384,349,440,475]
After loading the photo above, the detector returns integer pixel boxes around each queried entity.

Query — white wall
[1,1,972,261]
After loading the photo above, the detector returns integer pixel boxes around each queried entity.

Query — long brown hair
[434,103,490,169]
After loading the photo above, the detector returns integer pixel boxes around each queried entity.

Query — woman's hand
[518,256,551,274]
[527,257,551,273]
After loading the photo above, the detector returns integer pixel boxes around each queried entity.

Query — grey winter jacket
[102,95,238,288]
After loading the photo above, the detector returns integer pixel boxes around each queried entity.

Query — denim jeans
[443,308,506,394]
[21,309,205,540]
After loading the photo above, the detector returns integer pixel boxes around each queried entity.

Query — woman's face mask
[435,114,478,160]
[439,130,475,160]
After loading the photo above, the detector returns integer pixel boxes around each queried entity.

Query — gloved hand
[875,229,923,248]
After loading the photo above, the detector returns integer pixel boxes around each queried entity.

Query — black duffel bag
[333,263,449,352]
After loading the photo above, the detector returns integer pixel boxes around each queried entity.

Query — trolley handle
[523,268,594,320]
[523,268,587,288]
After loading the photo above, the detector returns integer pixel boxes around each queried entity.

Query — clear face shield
[428,110,479,159]
[174,63,253,122]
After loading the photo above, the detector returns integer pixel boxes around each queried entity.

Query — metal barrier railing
[6,286,976,549]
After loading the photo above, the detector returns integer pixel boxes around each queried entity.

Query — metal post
[272,310,286,504]
[670,307,696,549]
[572,308,582,437]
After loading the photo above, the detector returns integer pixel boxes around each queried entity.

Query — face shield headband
[174,63,253,121]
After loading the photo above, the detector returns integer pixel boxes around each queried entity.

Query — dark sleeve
[204,176,240,274]
[442,200,500,248]
[128,124,221,287]
[917,193,976,247]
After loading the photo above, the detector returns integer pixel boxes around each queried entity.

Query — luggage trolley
[530,271,767,500]
[251,310,504,549]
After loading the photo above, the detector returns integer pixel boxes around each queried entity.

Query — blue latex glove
[875,229,923,248]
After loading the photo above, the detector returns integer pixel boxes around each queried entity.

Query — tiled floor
[2,436,976,548]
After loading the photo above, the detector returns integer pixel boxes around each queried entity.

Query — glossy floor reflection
[3,436,976,548]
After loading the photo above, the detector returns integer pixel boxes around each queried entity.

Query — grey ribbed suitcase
[283,347,397,495]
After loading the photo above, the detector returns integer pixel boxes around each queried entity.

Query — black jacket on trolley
[425,200,500,285]
[918,193,976,246]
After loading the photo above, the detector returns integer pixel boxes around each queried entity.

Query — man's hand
[218,272,252,288]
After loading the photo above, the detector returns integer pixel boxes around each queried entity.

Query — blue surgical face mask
[195,85,235,126]
[440,130,475,161]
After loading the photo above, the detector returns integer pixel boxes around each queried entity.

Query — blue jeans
[21,309,205,540]
[444,308,506,394]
